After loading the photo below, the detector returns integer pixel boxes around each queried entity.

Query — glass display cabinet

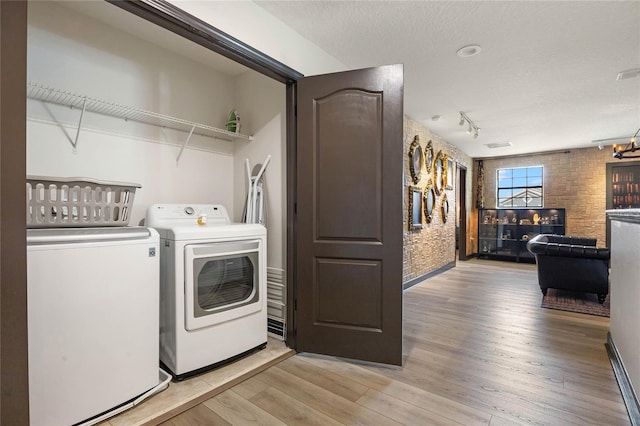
[478,208,566,262]
[606,160,640,246]
[607,161,640,210]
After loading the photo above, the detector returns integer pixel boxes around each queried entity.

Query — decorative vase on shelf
[226,109,241,133]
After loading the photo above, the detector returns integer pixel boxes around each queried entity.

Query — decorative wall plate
[409,135,423,184]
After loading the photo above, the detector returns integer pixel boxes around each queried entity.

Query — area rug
[541,288,610,317]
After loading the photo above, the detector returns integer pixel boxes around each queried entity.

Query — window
[497,166,543,208]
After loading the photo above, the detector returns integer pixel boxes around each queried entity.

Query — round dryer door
[184,240,262,331]
[197,257,253,311]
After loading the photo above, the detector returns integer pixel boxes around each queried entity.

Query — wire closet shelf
[26,82,253,143]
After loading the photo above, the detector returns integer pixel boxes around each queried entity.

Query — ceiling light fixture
[459,111,480,139]
[613,127,640,159]
[456,45,482,58]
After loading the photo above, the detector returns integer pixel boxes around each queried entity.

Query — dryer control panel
[146,204,231,227]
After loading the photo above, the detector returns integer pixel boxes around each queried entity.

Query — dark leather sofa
[526,234,610,304]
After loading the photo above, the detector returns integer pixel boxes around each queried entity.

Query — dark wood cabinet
[607,161,640,210]
[605,160,640,246]
[478,208,566,262]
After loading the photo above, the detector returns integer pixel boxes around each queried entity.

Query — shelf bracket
[72,97,88,153]
[176,125,196,164]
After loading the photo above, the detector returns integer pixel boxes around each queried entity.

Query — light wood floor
[161,259,630,425]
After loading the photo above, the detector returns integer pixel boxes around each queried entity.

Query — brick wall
[403,116,473,283]
[402,120,634,279]
[474,146,626,248]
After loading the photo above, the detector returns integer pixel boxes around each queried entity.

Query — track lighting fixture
[459,112,479,140]
[613,127,640,159]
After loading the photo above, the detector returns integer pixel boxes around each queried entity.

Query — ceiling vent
[616,68,640,80]
[485,142,512,149]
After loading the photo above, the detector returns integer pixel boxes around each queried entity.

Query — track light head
[459,111,479,140]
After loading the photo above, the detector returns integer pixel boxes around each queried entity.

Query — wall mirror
[446,157,454,189]
[425,140,434,174]
[408,186,423,230]
[434,150,444,195]
[423,179,436,224]
[441,192,449,223]
[408,135,423,184]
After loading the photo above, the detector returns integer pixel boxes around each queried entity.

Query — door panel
[314,258,382,329]
[315,89,382,241]
[296,64,404,365]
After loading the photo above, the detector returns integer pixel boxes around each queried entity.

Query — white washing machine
[146,204,267,379]
[27,227,167,425]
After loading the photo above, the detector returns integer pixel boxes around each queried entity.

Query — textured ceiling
[257,1,640,158]
[58,1,640,158]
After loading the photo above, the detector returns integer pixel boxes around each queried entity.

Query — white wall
[609,215,640,401]
[168,1,347,77]
[27,1,240,225]
[27,116,234,226]
[27,1,290,270]
[27,0,349,271]
[233,72,286,269]
[163,0,350,271]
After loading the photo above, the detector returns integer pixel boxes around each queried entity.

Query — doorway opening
[457,165,470,261]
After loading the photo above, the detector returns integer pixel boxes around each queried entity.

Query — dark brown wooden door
[296,65,404,365]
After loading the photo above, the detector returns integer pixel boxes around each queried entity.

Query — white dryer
[146,204,267,379]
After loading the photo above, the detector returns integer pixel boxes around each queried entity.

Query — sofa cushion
[536,234,597,246]
[527,234,610,261]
